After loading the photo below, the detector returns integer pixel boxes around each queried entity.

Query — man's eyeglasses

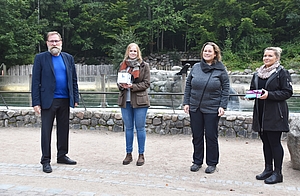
[47,40,61,43]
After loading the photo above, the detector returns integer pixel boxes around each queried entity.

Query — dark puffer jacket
[183,59,230,113]
[250,66,293,132]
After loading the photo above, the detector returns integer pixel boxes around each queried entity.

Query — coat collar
[200,59,225,73]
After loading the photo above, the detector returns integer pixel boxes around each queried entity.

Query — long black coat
[250,66,293,132]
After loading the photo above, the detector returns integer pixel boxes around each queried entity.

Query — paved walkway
[0,127,300,196]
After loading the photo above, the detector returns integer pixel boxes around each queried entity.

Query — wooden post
[1,63,6,75]
[3,64,7,75]
[181,73,186,106]
[100,74,107,107]
[29,74,32,106]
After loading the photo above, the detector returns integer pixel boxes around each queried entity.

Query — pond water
[0,74,299,112]
[0,92,299,113]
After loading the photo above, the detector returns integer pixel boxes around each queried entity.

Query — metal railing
[0,91,300,113]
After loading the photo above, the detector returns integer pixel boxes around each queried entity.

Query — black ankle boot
[264,170,283,184]
[256,164,273,180]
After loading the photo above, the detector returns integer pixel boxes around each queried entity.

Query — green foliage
[279,38,300,71]
[71,1,105,55]
[168,51,181,66]
[0,0,44,67]
[109,29,141,70]
[0,0,299,74]
[85,57,100,65]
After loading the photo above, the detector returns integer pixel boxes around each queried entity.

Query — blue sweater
[52,55,69,98]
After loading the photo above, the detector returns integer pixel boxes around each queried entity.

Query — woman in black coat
[249,47,293,184]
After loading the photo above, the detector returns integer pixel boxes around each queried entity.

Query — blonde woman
[117,43,150,166]
[249,47,293,184]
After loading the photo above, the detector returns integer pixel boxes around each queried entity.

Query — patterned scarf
[119,58,140,79]
[257,61,280,79]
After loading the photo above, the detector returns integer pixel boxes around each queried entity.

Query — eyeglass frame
[47,40,62,43]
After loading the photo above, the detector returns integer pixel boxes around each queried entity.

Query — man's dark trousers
[40,98,70,164]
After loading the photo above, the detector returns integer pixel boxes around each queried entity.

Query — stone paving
[1,127,300,196]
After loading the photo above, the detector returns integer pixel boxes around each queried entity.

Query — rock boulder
[287,117,300,170]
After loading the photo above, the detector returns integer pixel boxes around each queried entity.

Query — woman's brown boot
[122,153,132,165]
[136,154,145,166]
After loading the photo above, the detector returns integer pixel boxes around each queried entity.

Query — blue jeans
[121,102,148,154]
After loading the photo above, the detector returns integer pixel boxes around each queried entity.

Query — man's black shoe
[42,163,52,173]
[57,156,77,165]
[190,163,201,172]
[205,165,216,174]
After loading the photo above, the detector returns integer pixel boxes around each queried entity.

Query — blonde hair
[200,42,222,64]
[123,43,142,63]
[46,31,62,41]
[264,47,282,60]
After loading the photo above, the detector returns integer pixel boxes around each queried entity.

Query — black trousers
[259,131,284,171]
[189,108,220,166]
[40,98,70,164]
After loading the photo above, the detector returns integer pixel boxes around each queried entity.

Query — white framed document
[117,72,132,84]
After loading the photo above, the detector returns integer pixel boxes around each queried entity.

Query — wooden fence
[6,64,116,76]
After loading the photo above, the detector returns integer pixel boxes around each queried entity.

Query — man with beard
[31,31,79,173]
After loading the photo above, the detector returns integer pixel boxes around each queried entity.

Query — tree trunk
[161,30,164,51]
[184,32,187,52]
[148,5,153,54]
[156,31,160,52]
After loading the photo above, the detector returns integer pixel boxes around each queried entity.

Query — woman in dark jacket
[249,47,293,184]
[183,42,230,174]
[117,43,150,166]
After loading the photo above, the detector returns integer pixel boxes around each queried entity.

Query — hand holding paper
[117,72,132,84]
[245,89,263,98]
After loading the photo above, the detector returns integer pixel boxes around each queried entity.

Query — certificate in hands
[117,72,132,84]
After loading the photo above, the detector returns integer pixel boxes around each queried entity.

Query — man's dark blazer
[31,51,79,109]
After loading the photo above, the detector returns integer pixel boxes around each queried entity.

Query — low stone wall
[0,108,299,140]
